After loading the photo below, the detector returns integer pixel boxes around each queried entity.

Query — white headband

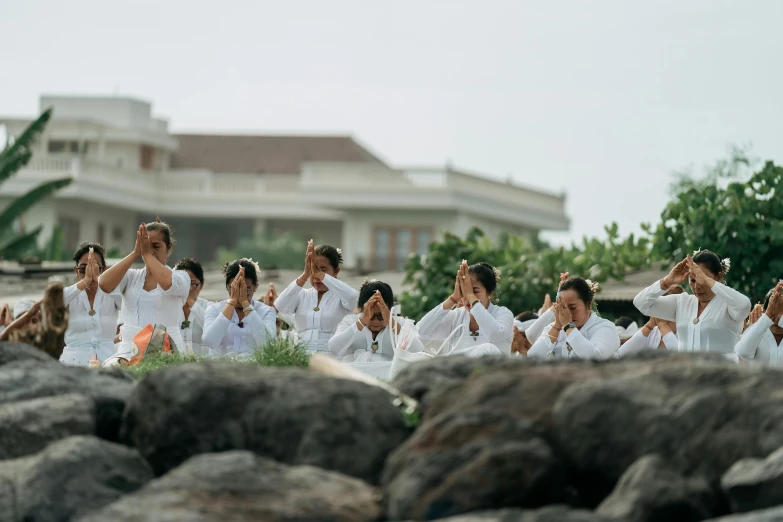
[13,299,35,320]
[615,322,639,339]
[514,319,536,332]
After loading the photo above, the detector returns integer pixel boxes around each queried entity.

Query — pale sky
[2,0,781,245]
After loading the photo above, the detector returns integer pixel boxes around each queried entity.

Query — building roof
[170,134,387,174]
[598,266,674,302]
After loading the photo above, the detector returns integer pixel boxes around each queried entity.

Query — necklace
[693,318,700,325]
[313,307,320,312]
[371,341,379,352]
[88,310,96,316]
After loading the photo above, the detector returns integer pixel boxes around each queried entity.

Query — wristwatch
[563,321,576,333]
[243,305,254,313]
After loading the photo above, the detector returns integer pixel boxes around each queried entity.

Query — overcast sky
[2,0,781,244]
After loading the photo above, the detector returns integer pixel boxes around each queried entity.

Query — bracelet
[547,334,559,341]
[471,299,480,307]
[448,295,458,304]
[552,323,563,331]
[359,319,368,327]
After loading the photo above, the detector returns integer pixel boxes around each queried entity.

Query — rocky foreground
[2,343,783,521]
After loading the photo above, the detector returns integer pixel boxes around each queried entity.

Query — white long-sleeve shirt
[60,283,122,365]
[273,274,358,353]
[329,313,425,360]
[734,315,783,367]
[180,297,210,356]
[528,312,620,360]
[202,299,277,357]
[525,308,555,345]
[416,301,514,356]
[106,267,190,358]
[633,281,751,355]
[616,326,679,358]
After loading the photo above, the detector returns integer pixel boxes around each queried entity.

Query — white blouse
[527,311,620,360]
[416,302,514,356]
[180,297,211,356]
[525,308,555,345]
[274,274,358,353]
[633,281,751,355]
[329,313,425,361]
[202,299,277,357]
[734,315,783,367]
[616,326,679,358]
[106,267,190,358]
[60,283,122,365]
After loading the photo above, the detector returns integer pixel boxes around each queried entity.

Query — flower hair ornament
[585,279,600,295]
[692,248,702,257]
[721,258,731,275]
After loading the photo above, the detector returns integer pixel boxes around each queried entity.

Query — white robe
[60,283,122,365]
[525,308,555,345]
[107,267,190,359]
[416,301,514,356]
[274,274,358,353]
[202,299,277,357]
[616,326,679,358]
[527,312,620,360]
[180,297,211,356]
[329,313,425,361]
[734,315,783,367]
[633,281,751,355]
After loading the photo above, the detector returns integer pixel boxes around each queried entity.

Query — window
[112,226,123,241]
[372,226,434,271]
[140,145,154,170]
[58,217,80,251]
[48,140,82,154]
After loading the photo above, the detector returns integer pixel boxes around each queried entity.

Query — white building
[0,95,569,270]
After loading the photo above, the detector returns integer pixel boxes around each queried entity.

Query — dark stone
[396,506,614,521]
[0,394,96,460]
[121,362,410,483]
[0,435,153,522]
[77,451,380,522]
[722,445,783,513]
[703,505,783,521]
[0,342,57,366]
[596,454,722,522]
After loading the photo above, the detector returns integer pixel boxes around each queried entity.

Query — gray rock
[77,451,380,522]
[704,505,783,521]
[0,435,153,522]
[382,408,568,521]
[0,394,96,460]
[401,506,613,521]
[121,363,410,483]
[0,360,135,443]
[596,454,722,522]
[0,342,57,366]
[722,445,783,513]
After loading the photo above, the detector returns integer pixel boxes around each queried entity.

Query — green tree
[0,109,72,260]
[216,231,305,269]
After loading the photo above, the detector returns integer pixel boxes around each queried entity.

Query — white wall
[103,143,140,169]
[453,213,535,243]
[53,200,139,253]
[40,96,154,129]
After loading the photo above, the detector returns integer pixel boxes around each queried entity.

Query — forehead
[468,274,484,288]
[559,289,584,304]
[313,255,332,267]
[694,263,717,278]
[76,253,90,265]
[147,230,166,242]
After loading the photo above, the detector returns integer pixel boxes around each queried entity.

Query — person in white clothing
[329,280,424,361]
[735,282,783,367]
[203,259,276,358]
[616,286,683,358]
[99,218,190,360]
[525,272,573,346]
[274,240,358,354]
[174,258,210,356]
[417,260,514,356]
[60,243,121,365]
[511,311,539,356]
[614,317,639,345]
[0,299,41,342]
[528,276,620,360]
[633,250,751,355]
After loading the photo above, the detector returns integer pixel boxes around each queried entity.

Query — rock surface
[121,362,410,482]
[0,342,57,366]
[722,445,783,513]
[0,435,152,522]
[78,451,380,522]
[400,506,614,521]
[0,393,96,460]
[704,505,783,521]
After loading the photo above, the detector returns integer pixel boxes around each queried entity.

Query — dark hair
[145,217,176,249]
[174,257,205,285]
[692,249,724,278]
[314,244,343,271]
[72,242,106,267]
[614,316,636,329]
[515,311,539,322]
[468,262,500,295]
[358,280,394,310]
[222,258,259,287]
[559,276,598,306]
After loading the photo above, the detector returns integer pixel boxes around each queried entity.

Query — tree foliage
[216,231,305,268]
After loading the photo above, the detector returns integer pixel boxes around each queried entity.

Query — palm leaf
[0,177,72,232]
[0,108,52,184]
[0,226,42,260]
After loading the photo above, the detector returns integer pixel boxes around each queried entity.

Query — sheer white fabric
[202,299,277,357]
[527,312,620,360]
[60,283,122,365]
[734,315,783,367]
[416,302,514,356]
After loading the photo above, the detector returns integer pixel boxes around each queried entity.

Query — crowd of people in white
[1,219,782,376]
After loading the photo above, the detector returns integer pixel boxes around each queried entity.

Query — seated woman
[329,280,424,361]
[60,243,122,365]
[511,311,539,356]
[99,219,190,360]
[416,260,514,356]
[203,258,276,358]
[528,276,620,360]
[274,240,358,354]
[616,286,683,358]
[614,317,639,346]
[633,250,751,355]
[174,258,210,356]
[735,282,783,367]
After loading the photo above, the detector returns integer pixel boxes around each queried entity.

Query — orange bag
[129,324,177,365]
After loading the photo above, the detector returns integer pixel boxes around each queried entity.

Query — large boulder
[0,394,96,460]
[704,505,783,521]
[596,454,723,522]
[0,360,135,443]
[397,506,614,521]
[121,363,410,483]
[0,342,57,366]
[77,451,380,522]
[383,408,568,521]
[722,445,783,513]
[0,435,153,522]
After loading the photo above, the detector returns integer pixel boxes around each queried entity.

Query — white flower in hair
[721,258,731,274]
[692,248,703,257]
[584,279,600,295]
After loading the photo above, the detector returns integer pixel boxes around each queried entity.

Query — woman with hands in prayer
[735,282,783,367]
[616,286,683,357]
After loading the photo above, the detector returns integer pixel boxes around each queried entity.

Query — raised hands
[766,282,783,320]
[457,260,476,303]
[136,223,153,258]
[686,257,714,288]
[83,249,101,287]
[746,304,764,329]
[361,292,381,326]
[662,258,690,289]
[553,297,573,327]
[0,304,11,327]
[296,240,315,287]
[264,283,277,307]
[228,266,245,307]
[539,293,553,315]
